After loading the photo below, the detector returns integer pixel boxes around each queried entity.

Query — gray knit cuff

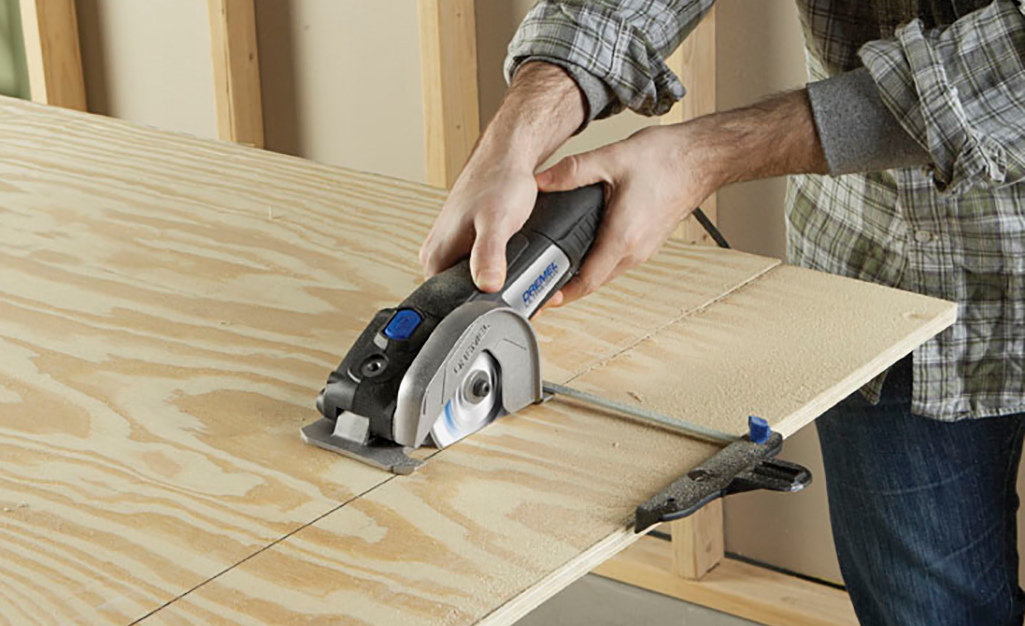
[508,57,617,133]
[806,67,930,175]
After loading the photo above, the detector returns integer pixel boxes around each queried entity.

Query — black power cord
[692,207,730,249]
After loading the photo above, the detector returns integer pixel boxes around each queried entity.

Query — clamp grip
[634,430,812,532]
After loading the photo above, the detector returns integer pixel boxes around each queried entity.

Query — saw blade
[429,351,504,448]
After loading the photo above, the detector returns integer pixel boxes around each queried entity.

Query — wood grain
[208,0,264,147]
[595,535,859,626]
[18,0,86,111]
[0,97,955,626]
[0,97,787,625]
[417,0,480,188]
[140,261,954,625]
[568,265,958,440]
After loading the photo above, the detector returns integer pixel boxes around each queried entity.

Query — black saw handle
[317,184,605,439]
[405,182,605,321]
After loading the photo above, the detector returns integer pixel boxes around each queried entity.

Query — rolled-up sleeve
[858,0,1025,193]
[504,0,715,124]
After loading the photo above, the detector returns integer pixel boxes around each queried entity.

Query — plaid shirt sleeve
[504,1,716,123]
[859,0,1025,194]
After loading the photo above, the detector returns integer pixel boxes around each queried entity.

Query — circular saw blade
[429,351,504,448]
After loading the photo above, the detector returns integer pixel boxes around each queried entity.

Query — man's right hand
[418,62,587,294]
[418,156,539,293]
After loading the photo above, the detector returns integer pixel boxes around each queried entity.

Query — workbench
[0,98,955,625]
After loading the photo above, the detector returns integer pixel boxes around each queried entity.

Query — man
[418,2,1025,624]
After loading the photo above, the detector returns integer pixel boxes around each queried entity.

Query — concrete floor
[517,574,761,626]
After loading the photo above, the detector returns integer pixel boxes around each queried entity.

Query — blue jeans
[816,357,1025,626]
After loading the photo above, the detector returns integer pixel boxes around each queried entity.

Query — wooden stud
[208,0,264,148]
[670,499,724,579]
[18,0,86,110]
[596,535,858,626]
[664,8,716,244]
[417,0,480,189]
[661,12,723,582]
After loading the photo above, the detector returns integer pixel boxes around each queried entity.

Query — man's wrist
[671,90,828,193]
[474,62,587,171]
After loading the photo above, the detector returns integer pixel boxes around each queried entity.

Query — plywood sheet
[0,97,787,625]
[142,267,954,626]
[142,402,721,625]
[570,265,958,439]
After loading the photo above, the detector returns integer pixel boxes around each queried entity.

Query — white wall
[78,0,217,139]
[77,0,427,181]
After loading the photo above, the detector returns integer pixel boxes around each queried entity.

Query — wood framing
[670,499,724,579]
[595,535,859,626]
[664,8,717,244]
[18,0,86,110]
[0,97,955,624]
[417,0,480,188]
[661,7,723,589]
[208,0,264,148]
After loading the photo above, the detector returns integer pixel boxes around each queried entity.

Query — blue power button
[384,309,422,341]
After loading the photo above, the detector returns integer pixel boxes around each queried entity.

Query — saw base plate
[300,418,423,474]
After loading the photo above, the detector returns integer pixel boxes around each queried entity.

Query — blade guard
[393,300,542,449]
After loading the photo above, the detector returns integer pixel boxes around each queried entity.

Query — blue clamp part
[383,309,422,341]
[748,415,771,444]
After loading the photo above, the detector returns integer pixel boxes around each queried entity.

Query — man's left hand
[537,124,715,308]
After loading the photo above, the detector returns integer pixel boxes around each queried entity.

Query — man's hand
[534,125,713,307]
[419,63,586,292]
[419,157,538,292]
[538,90,829,307]
[421,62,827,308]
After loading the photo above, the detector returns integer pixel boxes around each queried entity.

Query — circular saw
[302,184,605,473]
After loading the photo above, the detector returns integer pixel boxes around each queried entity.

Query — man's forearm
[476,62,587,171]
[671,90,829,195]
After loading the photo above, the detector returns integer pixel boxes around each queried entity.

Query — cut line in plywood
[568,265,957,440]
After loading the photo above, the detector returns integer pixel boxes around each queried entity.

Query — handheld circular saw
[302,184,605,473]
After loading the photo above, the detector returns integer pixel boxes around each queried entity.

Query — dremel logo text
[522,262,559,306]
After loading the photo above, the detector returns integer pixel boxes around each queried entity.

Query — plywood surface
[0,97,955,625]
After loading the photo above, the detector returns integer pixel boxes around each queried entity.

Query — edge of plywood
[478,264,956,625]
[764,268,959,438]
[477,523,643,626]
[560,253,782,385]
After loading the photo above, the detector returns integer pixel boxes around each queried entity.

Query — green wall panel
[0,0,29,99]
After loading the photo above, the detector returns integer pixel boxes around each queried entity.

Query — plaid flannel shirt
[506,0,1025,420]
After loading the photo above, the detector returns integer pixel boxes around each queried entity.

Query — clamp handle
[634,430,812,532]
